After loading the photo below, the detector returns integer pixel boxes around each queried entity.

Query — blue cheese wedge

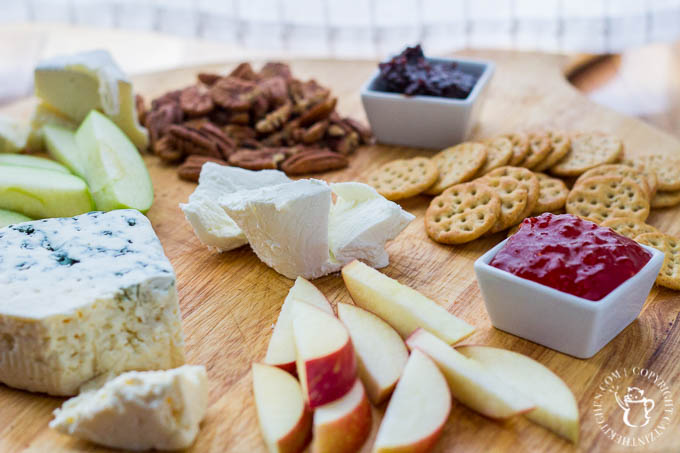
[0,210,185,395]
[180,163,290,252]
[50,365,207,451]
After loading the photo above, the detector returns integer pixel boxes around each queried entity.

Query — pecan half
[290,79,330,113]
[168,125,223,160]
[229,62,259,81]
[178,155,229,182]
[224,124,257,141]
[151,90,182,110]
[259,62,293,81]
[229,148,289,170]
[153,135,183,162]
[281,148,348,175]
[197,73,222,86]
[209,77,260,111]
[256,102,292,134]
[251,94,270,122]
[199,123,236,157]
[135,94,147,126]
[343,117,373,144]
[258,76,289,107]
[300,120,329,144]
[179,86,214,117]
[328,131,360,155]
[298,97,337,126]
[145,102,183,146]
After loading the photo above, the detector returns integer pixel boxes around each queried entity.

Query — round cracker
[479,176,528,233]
[621,159,658,198]
[635,232,680,290]
[551,132,623,177]
[367,157,439,200]
[575,164,652,198]
[477,137,513,175]
[485,166,540,219]
[601,217,659,240]
[425,142,488,195]
[630,154,680,191]
[565,176,650,223]
[425,181,501,244]
[518,131,552,170]
[651,189,680,209]
[506,132,530,166]
[533,131,571,172]
[533,172,569,214]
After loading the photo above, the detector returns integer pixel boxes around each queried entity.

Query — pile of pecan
[138,62,373,182]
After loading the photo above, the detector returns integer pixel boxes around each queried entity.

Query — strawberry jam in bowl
[474,213,665,358]
[490,213,651,301]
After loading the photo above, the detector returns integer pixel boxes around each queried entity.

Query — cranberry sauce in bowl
[490,213,652,301]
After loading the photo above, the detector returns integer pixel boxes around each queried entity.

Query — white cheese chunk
[220,179,414,279]
[0,114,29,153]
[180,163,291,251]
[50,365,208,451]
[0,210,185,396]
[329,182,415,268]
[221,179,336,279]
[34,49,148,150]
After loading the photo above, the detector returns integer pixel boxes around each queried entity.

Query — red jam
[490,213,652,301]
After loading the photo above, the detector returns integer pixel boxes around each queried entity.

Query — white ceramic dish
[474,239,664,359]
[360,57,495,149]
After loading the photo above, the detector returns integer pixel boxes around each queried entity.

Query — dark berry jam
[377,45,478,99]
[490,213,651,301]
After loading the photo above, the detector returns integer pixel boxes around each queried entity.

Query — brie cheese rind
[34,49,149,150]
[50,365,208,451]
[220,179,415,279]
[180,164,291,251]
[0,210,185,396]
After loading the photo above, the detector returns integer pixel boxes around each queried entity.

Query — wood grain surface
[1,51,679,453]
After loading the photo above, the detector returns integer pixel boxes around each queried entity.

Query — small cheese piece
[329,182,415,268]
[0,210,185,395]
[34,49,149,150]
[25,102,78,151]
[180,163,290,251]
[50,365,208,451]
[221,179,336,279]
[0,114,29,153]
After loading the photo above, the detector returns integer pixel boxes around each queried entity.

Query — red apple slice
[458,345,579,442]
[373,349,451,453]
[312,379,372,453]
[337,302,408,404]
[292,302,357,409]
[341,260,474,344]
[265,277,333,374]
[407,329,535,419]
[252,363,312,453]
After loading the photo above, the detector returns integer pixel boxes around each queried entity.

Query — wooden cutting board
[1,50,679,453]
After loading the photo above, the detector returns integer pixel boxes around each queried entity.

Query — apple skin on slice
[341,260,474,344]
[292,302,357,409]
[252,363,312,453]
[0,208,31,228]
[265,277,334,375]
[407,329,535,420]
[312,379,372,453]
[457,345,579,443]
[337,302,408,405]
[373,349,451,453]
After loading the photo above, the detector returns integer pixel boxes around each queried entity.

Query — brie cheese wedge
[34,49,149,150]
[180,163,291,251]
[50,365,208,451]
[0,114,29,153]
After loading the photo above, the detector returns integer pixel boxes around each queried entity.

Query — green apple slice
[0,153,71,174]
[74,110,153,212]
[0,166,94,218]
[0,209,32,228]
[43,124,87,177]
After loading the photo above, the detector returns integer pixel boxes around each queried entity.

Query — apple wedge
[406,329,535,419]
[265,277,333,374]
[312,379,372,453]
[252,363,312,453]
[341,260,474,344]
[337,303,408,404]
[373,349,451,453]
[292,302,357,409]
[458,346,579,442]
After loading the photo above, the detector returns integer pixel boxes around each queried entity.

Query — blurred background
[2,0,680,131]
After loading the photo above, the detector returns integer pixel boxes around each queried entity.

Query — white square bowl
[474,239,665,359]
[360,57,495,149]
